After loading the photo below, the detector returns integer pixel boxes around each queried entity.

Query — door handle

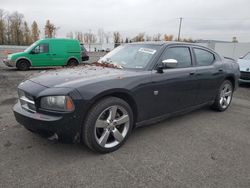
[189,71,195,75]
[52,54,56,56]
[218,69,223,72]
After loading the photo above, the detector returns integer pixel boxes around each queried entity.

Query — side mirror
[162,59,178,68]
[156,59,178,73]
[239,56,243,59]
[30,50,36,54]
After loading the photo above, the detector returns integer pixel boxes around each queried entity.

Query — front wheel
[82,97,133,153]
[16,60,30,71]
[211,80,233,111]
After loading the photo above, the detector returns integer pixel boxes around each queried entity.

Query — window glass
[194,48,215,66]
[162,47,192,68]
[33,43,49,53]
[99,44,160,69]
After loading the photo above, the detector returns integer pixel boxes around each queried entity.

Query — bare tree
[31,21,40,42]
[163,34,174,41]
[145,35,152,41]
[44,20,58,38]
[83,30,97,44]
[178,38,194,43]
[98,28,105,44]
[133,33,145,42]
[0,9,6,44]
[23,21,32,45]
[152,33,161,41]
[75,31,83,43]
[83,30,97,51]
[9,11,24,45]
[5,12,11,44]
[104,32,111,43]
[113,31,121,47]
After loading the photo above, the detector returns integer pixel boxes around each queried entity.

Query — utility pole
[177,17,183,41]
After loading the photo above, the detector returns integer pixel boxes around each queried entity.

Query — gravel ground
[0,61,250,188]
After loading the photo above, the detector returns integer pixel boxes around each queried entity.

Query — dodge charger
[13,42,240,153]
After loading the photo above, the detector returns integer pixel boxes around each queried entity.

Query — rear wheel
[16,60,30,71]
[211,80,233,111]
[67,59,79,67]
[82,97,133,153]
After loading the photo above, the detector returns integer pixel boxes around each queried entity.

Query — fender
[15,57,32,66]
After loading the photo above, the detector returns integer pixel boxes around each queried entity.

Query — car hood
[237,59,250,71]
[29,65,137,88]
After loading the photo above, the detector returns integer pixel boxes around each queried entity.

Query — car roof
[131,41,214,49]
[37,38,79,43]
[130,41,205,47]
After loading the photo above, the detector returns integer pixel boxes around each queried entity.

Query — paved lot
[0,62,250,188]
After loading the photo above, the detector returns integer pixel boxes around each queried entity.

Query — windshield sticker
[138,48,156,55]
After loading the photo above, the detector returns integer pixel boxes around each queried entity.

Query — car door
[150,46,199,117]
[29,43,52,66]
[192,47,225,104]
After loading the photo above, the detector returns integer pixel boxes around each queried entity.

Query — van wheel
[82,97,133,153]
[17,60,30,71]
[67,59,79,67]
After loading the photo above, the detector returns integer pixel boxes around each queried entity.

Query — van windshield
[24,42,39,52]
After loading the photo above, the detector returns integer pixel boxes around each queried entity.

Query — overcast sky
[1,0,250,42]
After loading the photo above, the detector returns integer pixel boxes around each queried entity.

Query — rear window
[194,48,215,66]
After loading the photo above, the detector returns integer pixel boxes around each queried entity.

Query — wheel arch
[67,56,80,65]
[86,89,138,127]
[16,57,32,67]
[224,75,236,90]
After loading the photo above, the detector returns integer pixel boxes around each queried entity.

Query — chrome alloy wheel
[94,105,130,148]
[219,82,232,109]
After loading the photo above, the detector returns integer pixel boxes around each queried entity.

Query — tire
[16,59,30,71]
[67,59,79,67]
[211,80,233,111]
[82,97,133,153]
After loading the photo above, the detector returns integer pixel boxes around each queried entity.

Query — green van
[3,38,81,70]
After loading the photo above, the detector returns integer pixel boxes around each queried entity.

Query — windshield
[243,52,250,60]
[98,44,160,69]
[24,41,39,52]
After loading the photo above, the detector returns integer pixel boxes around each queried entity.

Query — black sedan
[13,42,240,153]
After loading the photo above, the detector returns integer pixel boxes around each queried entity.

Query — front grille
[18,89,36,113]
[240,71,250,80]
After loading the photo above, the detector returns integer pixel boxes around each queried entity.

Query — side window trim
[158,45,194,69]
[192,47,216,67]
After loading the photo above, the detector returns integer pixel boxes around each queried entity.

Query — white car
[238,52,250,83]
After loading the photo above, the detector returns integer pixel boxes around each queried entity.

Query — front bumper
[3,59,16,67]
[13,101,81,142]
[239,71,250,83]
[82,56,89,61]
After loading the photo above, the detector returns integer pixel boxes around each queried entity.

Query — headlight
[7,55,11,60]
[40,96,74,112]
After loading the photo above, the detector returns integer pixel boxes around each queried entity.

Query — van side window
[194,48,215,66]
[34,44,49,53]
